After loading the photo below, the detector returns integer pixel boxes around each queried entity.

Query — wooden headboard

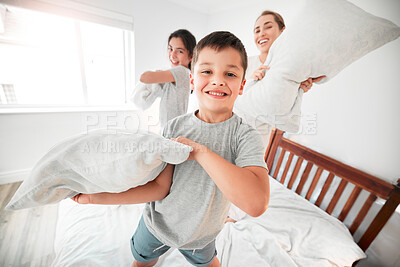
[264,128,400,252]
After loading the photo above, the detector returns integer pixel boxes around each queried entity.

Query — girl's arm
[173,137,269,217]
[140,70,175,84]
[71,164,174,205]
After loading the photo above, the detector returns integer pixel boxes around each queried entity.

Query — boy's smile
[191,47,246,123]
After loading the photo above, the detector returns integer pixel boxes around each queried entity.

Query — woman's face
[254,14,285,54]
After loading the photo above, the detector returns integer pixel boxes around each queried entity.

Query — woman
[248,10,325,91]
[227,11,326,223]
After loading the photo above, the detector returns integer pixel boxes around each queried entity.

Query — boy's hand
[172,136,206,161]
[71,193,92,204]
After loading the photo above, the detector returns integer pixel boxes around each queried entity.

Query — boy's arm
[173,137,269,217]
[71,164,174,205]
[140,70,175,84]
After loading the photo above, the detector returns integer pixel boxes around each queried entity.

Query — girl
[132,29,196,129]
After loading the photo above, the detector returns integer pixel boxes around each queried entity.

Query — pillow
[6,129,192,210]
[264,177,366,266]
[235,0,400,132]
[217,177,366,266]
[131,82,163,110]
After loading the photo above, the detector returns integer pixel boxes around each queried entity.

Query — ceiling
[166,0,264,15]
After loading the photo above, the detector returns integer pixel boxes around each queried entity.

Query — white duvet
[52,177,365,267]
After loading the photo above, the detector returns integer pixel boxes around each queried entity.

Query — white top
[246,55,264,80]
[235,55,273,148]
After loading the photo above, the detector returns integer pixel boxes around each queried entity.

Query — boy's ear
[190,72,195,92]
[239,79,246,95]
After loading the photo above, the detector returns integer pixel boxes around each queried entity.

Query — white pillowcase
[6,129,192,210]
[235,0,400,132]
[131,82,163,110]
[217,177,366,266]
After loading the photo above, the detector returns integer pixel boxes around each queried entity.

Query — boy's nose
[211,80,226,86]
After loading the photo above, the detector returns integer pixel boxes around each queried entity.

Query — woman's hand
[172,136,206,161]
[300,75,326,92]
[250,65,270,80]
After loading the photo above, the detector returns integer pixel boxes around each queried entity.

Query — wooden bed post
[264,128,276,162]
[357,179,400,251]
[265,129,284,172]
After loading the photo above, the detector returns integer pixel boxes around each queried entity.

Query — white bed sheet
[52,177,365,267]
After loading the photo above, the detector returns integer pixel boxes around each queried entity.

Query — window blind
[0,0,134,31]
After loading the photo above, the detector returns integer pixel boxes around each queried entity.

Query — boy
[72,31,270,267]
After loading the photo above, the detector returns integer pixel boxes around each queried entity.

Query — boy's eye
[226,73,237,77]
[201,70,211,74]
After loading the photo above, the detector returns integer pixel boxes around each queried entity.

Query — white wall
[0,0,209,183]
[207,0,400,183]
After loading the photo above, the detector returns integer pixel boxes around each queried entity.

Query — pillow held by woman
[235,0,400,132]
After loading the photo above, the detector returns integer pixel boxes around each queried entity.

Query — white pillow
[131,82,163,110]
[229,177,366,266]
[235,0,400,132]
[6,129,192,210]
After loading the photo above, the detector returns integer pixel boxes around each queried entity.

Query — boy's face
[191,47,246,116]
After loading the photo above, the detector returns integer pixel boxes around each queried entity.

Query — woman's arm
[71,164,174,205]
[299,75,326,92]
[140,70,175,84]
[250,65,326,93]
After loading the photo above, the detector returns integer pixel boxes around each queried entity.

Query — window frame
[0,0,136,113]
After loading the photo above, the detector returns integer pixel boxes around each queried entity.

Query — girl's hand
[250,65,270,80]
[171,136,206,161]
[71,193,92,204]
[300,75,326,92]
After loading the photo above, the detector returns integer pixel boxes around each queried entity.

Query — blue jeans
[130,216,217,267]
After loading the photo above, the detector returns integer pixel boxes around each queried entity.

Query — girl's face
[254,14,285,55]
[168,37,192,68]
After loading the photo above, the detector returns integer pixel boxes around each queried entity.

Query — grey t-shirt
[159,65,191,128]
[143,111,267,250]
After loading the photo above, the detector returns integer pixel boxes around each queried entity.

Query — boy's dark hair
[168,29,197,69]
[191,31,248,79]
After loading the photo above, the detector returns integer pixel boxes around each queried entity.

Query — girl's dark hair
[191,31,248,79]
[168,29,196,69]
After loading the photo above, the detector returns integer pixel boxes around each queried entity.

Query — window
[0,4,134,107]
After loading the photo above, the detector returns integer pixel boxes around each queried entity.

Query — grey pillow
[6,129,192,210]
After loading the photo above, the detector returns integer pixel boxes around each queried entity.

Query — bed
[51,129,400,267]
